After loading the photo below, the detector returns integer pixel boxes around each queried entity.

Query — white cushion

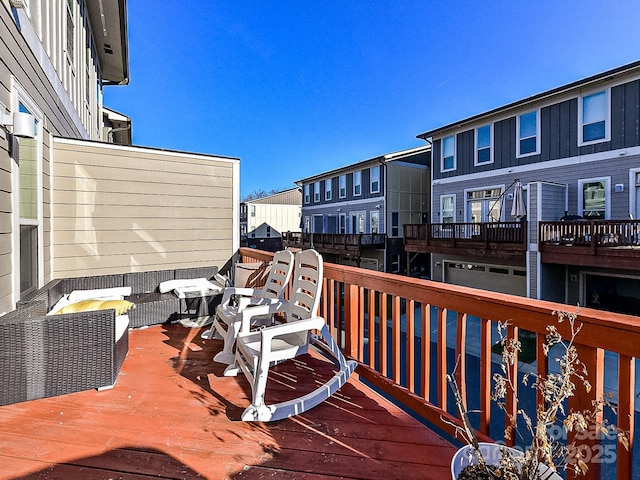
[48,294,131,342]
[116,315,129,341]
[68,286,132,302]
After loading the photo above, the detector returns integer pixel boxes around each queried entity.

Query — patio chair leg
[201,315,224,340]
[212,317,240,364]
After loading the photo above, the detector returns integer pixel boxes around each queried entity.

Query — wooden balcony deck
[540,219,640,269]
[0,323,456,480]
[283,232,386,258]
[403,222,527,261]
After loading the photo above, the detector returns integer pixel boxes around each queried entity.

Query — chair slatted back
[260,250,295,299]
[286,249,323,323]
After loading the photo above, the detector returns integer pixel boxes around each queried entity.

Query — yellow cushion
[57,299,135,316]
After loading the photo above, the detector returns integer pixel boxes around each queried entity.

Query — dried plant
[449,308,629,479]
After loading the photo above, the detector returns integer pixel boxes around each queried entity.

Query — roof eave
[87,0,130,85]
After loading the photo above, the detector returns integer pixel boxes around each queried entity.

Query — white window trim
[578,176,611,219]
[325,179,332,200]
[440,194,456,223]
[370,210,380,233]
[314,181,320,203]
[441,135,456,173]
[370,165,380,194]
[463,184,505,223]
[304,184,310,204]
[474,124,494,166]
[578,88,611,147]
[12,81,45,299]
[353,171,362,196]
[339,175,347,199]
[516,109,541,158]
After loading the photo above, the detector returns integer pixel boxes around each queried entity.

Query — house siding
[51,139,238,278]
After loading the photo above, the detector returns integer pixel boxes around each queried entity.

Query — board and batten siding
[51,138,239,278]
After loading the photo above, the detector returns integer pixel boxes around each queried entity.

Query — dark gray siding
[303,165,385,207]
[542,99,579,161]
[612,80,640,149]
[432,77,640,181]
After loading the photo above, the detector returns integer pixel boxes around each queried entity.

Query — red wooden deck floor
[0,324,455,479]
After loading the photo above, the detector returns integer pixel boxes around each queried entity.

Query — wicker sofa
[0,301,128,406]
[18,266,221,329]
[1,266,221,406]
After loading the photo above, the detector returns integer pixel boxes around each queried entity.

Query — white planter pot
[451,442,562,480]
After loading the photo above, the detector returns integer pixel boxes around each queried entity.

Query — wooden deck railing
[239,247,639,479]
[540,219,640,247]
[282,232,386,251]
[404,222,527,245]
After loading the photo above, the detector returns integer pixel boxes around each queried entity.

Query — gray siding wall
[433,78,640,181]
[303,164,385,208]
[432,154,640,223]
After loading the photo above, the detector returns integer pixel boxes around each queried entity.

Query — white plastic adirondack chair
[224,249,357,422]
[201,249,294,364]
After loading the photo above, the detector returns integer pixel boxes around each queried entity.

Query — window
[314,181,320,202]
[304,216,310,233]
[304,184,310,204]
[475,124,492,165]
[339,175,346,198]
[391,254,400,273]
[250,205,255,217]
[466,188,503,222]
[325,179,332,200]
[391,211,399,237]
[266,226,271,238]
[353,171,362,196]
[442,135,456,172]
[579,178,610,219]
[370,211,379,233]
[17,100,41,297]
[339,214,346,234]
[313,215,324,233]
[370,165,380,193]
[440,195,455,223]
[580,90,609,145]
[517,111,539,156]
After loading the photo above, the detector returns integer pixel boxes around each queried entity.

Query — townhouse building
[240,187,302,251]
[0,1,239,314]
[406,61,640,316]
[286,146,430,273]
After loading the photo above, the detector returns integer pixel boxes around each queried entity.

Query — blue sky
[104,1,640,199]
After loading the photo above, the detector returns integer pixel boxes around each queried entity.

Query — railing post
[568,344,603,479]
[343,283,360,359]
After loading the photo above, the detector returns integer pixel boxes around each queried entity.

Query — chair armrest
[219,286,260,306]
[259,316,326,354]
[238,301,286,333]
[237,296,281,310]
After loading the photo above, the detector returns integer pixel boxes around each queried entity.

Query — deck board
[0,323,455,479]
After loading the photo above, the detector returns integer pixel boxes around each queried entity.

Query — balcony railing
[540,220,640,269]
[282,231,386,255]
[403,222,527,260]
[240,247,640,479]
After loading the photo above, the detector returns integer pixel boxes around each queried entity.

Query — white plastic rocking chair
[224,249,357,422]
[201,249,295,364]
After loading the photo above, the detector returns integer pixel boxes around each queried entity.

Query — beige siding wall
[52,139,239,278]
